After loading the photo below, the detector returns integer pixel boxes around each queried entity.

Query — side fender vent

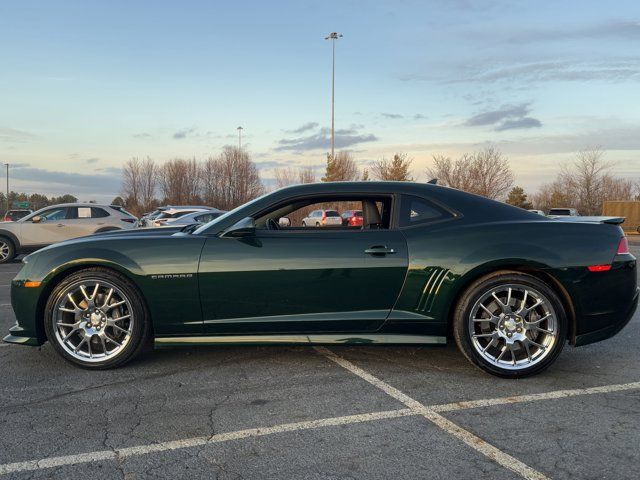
[416,267,450,312]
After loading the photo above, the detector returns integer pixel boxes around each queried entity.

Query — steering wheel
[266,218,280,230]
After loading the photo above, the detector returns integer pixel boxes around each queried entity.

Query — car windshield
[193,191,272,235]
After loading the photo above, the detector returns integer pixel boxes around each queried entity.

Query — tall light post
[325,32,342,160]
[237,126,243,150]
[3,164,8,215]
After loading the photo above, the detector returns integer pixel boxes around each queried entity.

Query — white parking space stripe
[0,353,638,477]
[314,346,550,480]
[0,409,416,475]
[430,381,640,413]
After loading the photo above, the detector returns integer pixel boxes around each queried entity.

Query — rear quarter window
[399,195,452,227]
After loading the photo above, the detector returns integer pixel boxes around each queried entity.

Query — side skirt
[154,334,447,348]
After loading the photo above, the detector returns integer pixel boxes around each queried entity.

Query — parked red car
[341,209,363,227]
[3,209,32,222]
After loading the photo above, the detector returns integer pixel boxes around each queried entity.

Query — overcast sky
[1,0,639,202]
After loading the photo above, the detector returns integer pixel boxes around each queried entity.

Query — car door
[18,207,73,247]
[63,206,114,238]
[198,228,409,335]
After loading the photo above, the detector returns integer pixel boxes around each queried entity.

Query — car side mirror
[31,216,42,223]
[278,217,291,227]
[221,217,256,238]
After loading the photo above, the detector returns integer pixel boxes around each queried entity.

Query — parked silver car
[0,203,137,263]
[158,209,226,227]
[301,209,342,227]
[138,206,212,228]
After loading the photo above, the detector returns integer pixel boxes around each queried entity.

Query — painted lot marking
[314,347,549,480]
[0,351,637,477]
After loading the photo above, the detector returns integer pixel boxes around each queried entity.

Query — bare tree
[122,157,142,209]
[139,157,157,212]
[427,147,514,199]
[274,166,316,189]
[532,180,573,213]
[157,158,201,205]
[371,153,414,181]
[199,146,264,210]
[322,152,360,181]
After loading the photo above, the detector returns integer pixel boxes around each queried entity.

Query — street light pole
[237,126,243,150]
[4,164,8,215]
[325,32,342,160]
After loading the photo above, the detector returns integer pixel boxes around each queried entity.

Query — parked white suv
[0,203,137,263]
[301,209,342,227]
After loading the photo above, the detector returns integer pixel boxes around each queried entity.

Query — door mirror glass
[31,215,42,223]
[278,217,291,227]
[221,217,256,238]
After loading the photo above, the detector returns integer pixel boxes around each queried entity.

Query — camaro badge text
[150,274,194,280]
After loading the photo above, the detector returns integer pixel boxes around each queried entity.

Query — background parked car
[302,209,342,227]
[548,208,579,216]
[527,209,546,216]
[0,203,137,263]
[158,209,226,227]
[341,209,363,226]
[138,206,211,227]
[2,209,33,221]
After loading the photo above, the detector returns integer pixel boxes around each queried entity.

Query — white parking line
[314,346,549,480]
[0,359,638,477]
[0,408,416,475]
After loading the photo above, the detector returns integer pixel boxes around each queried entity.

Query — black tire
[315,222,320,227]
[44,267,151,369]
[302,221,306,227]
[453,271,567,378]
[0,236,16,264]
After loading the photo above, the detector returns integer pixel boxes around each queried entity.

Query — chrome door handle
[56,223,65,227]
[364,245,396,256]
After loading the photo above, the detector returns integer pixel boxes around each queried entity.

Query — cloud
[133,133,151,139]
[85,158,99,164]
[495,117,542,131]
[287,122,319,134]
[465,104,529,126]
[465,103,542,131]
[413,114,426,120]
[255,160,291,169]
[402,59,640,84]
[0,127,38,143]
[275,126,378,152]
[381,113,403,119]
[173,127,196,139]
[10,165,121,195]
[495,20,640,45]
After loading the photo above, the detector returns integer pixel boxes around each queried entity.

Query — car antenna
[427,178,438,184]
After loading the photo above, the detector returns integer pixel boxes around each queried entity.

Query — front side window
[399,195,451,227]
[255,196,393,231]
[40,208,68,221]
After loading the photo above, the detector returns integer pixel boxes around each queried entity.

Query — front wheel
[453,272,567,378]
[44,267,150,369]
[0,237,15,264]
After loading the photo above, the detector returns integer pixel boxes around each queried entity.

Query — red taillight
[588,265,612,272]
[617,237,630,255]
[322,212,326,220]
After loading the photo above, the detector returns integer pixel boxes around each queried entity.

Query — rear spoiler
[548,215,625,225]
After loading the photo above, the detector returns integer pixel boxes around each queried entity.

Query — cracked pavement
[0,238,639,479]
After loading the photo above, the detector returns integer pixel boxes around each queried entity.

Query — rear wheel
[453,272,566,378]
[44,267,150,369]
[0,237,15,264]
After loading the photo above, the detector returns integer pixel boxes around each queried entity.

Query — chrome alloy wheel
[468,284,558,370]
[0,241,10,261]
[52,279,134,363]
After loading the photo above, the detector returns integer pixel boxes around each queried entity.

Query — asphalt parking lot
[0,240,639,480]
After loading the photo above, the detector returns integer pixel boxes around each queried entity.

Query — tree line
[0,192,79,212]
[119,145,636,217]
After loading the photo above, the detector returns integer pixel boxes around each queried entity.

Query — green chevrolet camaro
[4,182,638,377]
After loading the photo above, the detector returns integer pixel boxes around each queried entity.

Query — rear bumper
[574,287,639,346]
